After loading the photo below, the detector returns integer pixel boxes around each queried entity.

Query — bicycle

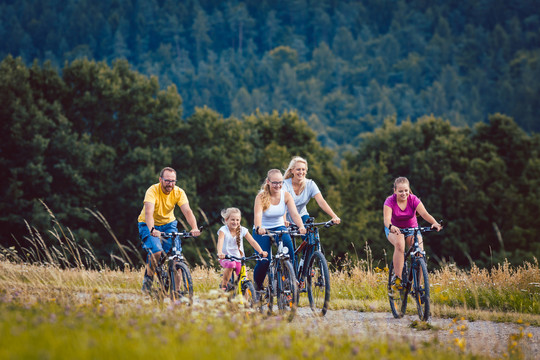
[289,217,335,316]
[224,254,267,308]
[150,227,202,303]
[258,228,299,320]
[388,225,441,321]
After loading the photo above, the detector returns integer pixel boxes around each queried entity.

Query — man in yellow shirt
[137,167,201,293]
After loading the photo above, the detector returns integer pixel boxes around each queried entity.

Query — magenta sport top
[384,193,421,228]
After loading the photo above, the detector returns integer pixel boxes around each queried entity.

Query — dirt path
[92,291,539,358]
[293,308,539,359]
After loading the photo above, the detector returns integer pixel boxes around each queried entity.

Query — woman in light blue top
[252,169,306,290]
[283,156,341,226]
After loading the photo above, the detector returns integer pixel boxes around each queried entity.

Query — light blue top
[283,178,321,224]
[261,189,286,228]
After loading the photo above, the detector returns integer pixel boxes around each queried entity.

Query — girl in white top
[252,169,306,290]
[217,207,267,291]
[283,156,341,225]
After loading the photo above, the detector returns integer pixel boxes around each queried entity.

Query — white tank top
[262,190,286,228]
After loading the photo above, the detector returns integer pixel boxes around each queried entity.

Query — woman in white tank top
[252,169,306,290]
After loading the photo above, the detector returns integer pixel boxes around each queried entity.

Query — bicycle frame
[225,254,266,305]
[261,229,298,319]
[388,225,439,321]
[401,228,426,290]
[291,219,334,281]
[152,227,201,301]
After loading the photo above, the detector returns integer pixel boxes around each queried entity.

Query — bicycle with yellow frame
[224,254,267,308]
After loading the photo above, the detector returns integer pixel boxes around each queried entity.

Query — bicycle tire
[153,266,169,301]
[388,261,407,318]
[170,261,194,304]
[276,260,298,320]
[412,256,430,321]
[242,280,257,308]
[306,250,331,316]
[258,272,273,315]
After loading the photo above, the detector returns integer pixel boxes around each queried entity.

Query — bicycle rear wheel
[153,266,169,301]
[306,251,330,316]
[277,260,298,321]
[412,256,430,321]
[170,261,193,304]
[388,261,407,318]
[242,280,257,308]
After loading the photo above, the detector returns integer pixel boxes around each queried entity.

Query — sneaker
[142,274,153,294]
[391,275,403,291]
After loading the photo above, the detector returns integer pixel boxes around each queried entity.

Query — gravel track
[293,307,540,359]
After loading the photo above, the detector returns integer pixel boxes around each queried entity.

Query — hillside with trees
[2,56,539,269]
[1,0,540,149]
[2,0,540,268]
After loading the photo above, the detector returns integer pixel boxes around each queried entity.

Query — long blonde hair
[284,156,308,193]
[258,169,282,212]
[221,207,243,256]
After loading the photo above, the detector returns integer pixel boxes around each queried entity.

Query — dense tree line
[2,57,539,268]
[1,0,540,149]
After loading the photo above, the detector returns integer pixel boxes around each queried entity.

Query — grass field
[0,223,538,359]
[1,258,538,359]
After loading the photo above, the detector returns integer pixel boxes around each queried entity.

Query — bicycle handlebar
[262,229,291,237]
[161,226,204,239]
[225,254,268,262]
[399,223,443,235]
[289,219,335,232]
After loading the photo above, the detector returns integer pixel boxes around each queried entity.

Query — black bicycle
[224,254,267,308]
[151,227,202,303]
[290,218,335,316]
[258,229,299,320]
[388,225,441,321]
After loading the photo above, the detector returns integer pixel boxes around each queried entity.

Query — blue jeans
[253,225,295,289]
[138,220,180,263]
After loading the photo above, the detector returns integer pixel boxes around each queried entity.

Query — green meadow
[1,252,538,359]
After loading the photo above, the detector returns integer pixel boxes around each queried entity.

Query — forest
[1,0,540,269]
[2,0,540,148]
[2,56,540,269]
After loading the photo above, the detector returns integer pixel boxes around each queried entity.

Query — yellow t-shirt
[137,184,189,225]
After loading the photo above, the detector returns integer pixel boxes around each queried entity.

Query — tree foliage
[1,0,540,148]
[2,58,539,268]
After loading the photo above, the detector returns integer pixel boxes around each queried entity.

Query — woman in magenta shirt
[383,177,442,285]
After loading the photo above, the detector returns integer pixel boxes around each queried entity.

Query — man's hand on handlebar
[190,228,201,237]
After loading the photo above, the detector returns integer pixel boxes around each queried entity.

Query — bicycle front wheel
[277,260,298,320]
[306,251,330,316]
[388,261,407,318]
[242,280,257,308]
[413,256,430,321]
[170,261,194,304]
